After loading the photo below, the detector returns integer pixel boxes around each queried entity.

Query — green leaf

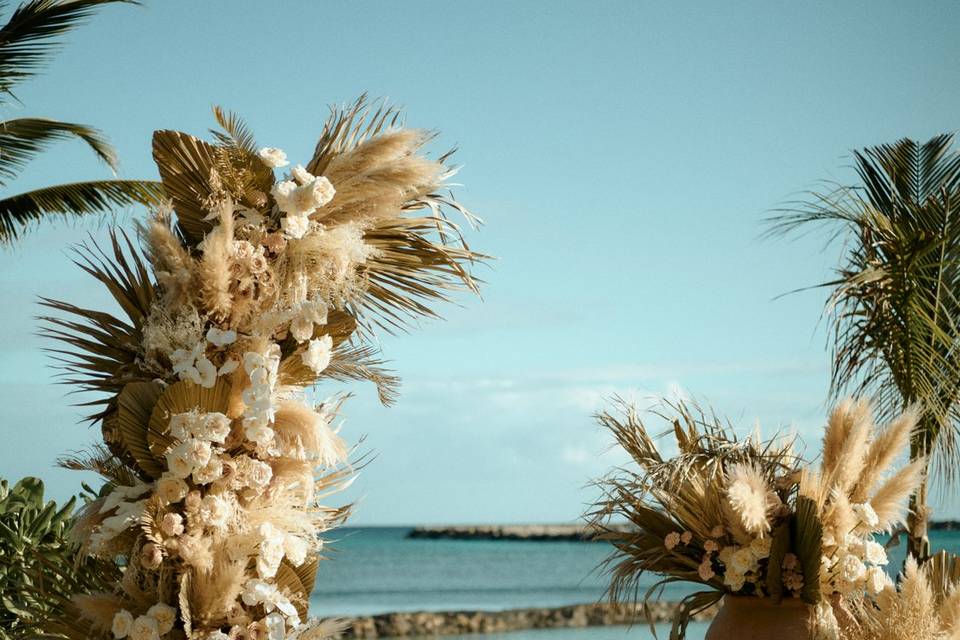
[765,521,791,603]
[792,495,823,605]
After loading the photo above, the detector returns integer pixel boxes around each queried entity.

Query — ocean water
[309,526,960,639]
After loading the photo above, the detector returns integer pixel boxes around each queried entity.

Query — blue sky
[1,0,959,523]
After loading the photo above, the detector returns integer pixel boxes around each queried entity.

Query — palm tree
[0,0,162,244]
[769,134,960,562]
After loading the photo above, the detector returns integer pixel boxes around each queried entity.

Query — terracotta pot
[705,596,810,640]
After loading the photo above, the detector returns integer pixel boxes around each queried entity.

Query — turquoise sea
[310,527,960,639]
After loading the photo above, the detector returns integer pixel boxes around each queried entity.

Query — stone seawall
[339,601,716,638]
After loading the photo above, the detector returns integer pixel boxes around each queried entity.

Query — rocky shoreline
[406,524,631,542]
[340,601,714,638]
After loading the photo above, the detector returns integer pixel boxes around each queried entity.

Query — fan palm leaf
[769,134,960,560]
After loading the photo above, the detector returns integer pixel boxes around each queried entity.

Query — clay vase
[705,596,810,640]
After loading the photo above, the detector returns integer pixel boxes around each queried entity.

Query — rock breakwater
[406,523,633,542]
[339,601,715,638]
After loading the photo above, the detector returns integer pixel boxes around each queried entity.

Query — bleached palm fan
[34,97,485,640]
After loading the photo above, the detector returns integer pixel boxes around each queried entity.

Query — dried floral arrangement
[832,551,960,640]
[32,97,483,640]
[589,398,923,639]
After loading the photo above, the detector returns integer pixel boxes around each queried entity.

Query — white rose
[167,413,192,440]
[300,299,328,325]
[156,475,189,504]
[302,336,333,374]
[840,553,867,583]
[291,164,314,185]
[130,615,160,640]
[112,610,134,639]
[283,534,309,566]
[730,547,756,574]
[299,176,335,211]
[218,359,239,376]
[271,180,297,212]
[852,502,880,529]
[865,566,889,595]
[258,147,288,168]
[165,442,194,479]
[193,456,224,485]
[199,494,231,530]
[864,540,888,565]
[723,569,746,591]
[264,612,286,640]
[195,357,217,388]
[146,603,176,635]
[201,413,232,444]
[749,536,772,559]
[206,327,237,347]
[160,512,184,537]
[290,316,314,343]
[281,213,310,239]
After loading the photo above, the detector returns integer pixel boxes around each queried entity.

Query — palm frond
[151,128,219,245]
[0,0,137,96]
[0,117,119,183]
[39,229,156,423]
[768,135,960,483]
[0,179,163,244]
[305,94,404,177]
[209,105,257,154]
[357,215,486,333]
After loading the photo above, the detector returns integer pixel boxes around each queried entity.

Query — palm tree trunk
[906,430,932,562]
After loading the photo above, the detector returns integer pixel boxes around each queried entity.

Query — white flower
[840,554,867,583]
[730,547,756,574]
[199,494,231,530]
[749,536,772,559]
[207,633,230,640]
[167,413,192,440]
[283,534,309,566]
[302,336,333,374]
[206,327,237,347]
[100,483,151,514]
[291,164,313,185]
[723,569,746,591]
[290,316,314,342]
[146,603,176,635]
[264,612,286,640]
[130,615,160,640]
[219,359,239,376]
[193,456,224,485]
[864,540,888,565]
[258,147,288,168]
[194,357,218,388]
[698,560,715,581]
[281,213,311,239]
[852,502,880,529]
[257,524,286,578]
[156,475,189,504]
[664,532,680,550]
[865,566,889,594]
[272,175,335,217]
[160,512,184,537]
[112,610,134,639]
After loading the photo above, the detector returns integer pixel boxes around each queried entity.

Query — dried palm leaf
[147,379,232,457]
[116,381,165,478]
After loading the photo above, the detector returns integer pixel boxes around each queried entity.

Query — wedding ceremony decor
[29,97,483,640]
[589,398,924,640]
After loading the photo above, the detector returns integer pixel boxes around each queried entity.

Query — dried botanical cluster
[37,99,482,640]
[801,400,926,635]
[589,398,922,639]
[833,551,960,640]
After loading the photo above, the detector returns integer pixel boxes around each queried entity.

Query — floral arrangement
[589,398,923,639]
[35,98,483,640]
[834,551,960,640]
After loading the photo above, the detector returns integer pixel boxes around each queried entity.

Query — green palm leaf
[769,134,960,561]
[0,116,118,182]
[0,179,163,243]
[0,0,136,96]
